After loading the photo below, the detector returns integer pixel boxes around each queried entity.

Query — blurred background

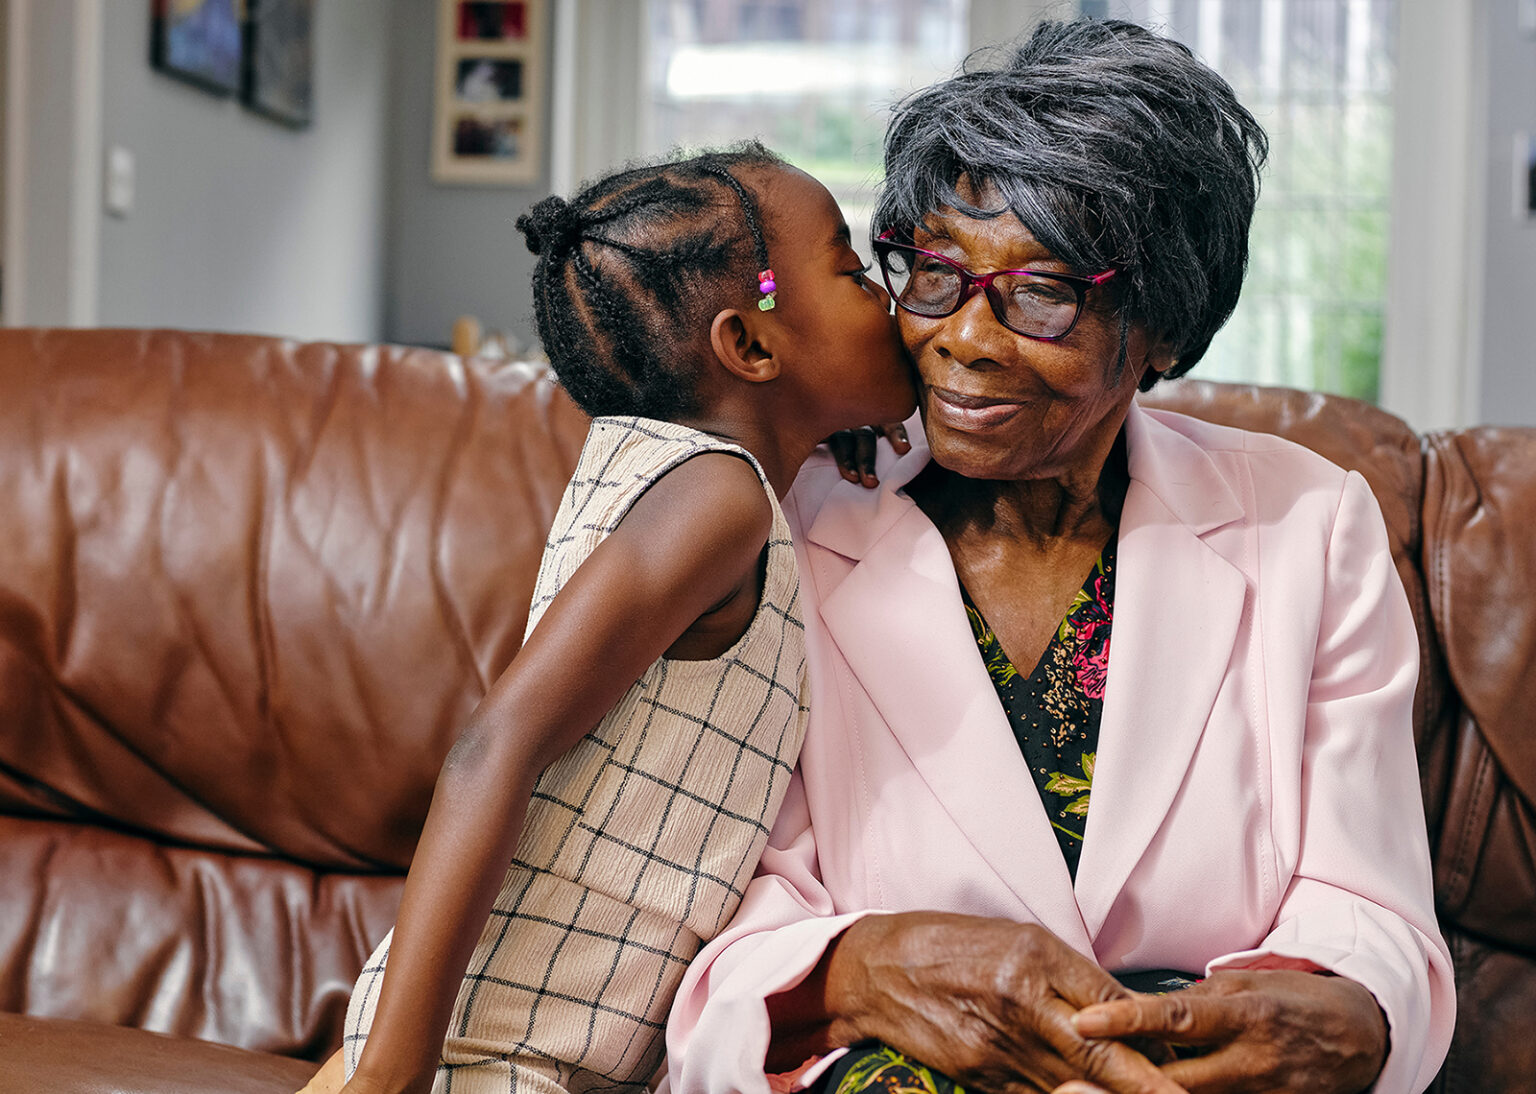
[2,0,1532,429]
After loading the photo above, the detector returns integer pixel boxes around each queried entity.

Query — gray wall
[1476,0,1536,425]
[382,0,553,351]
[96,0,393,342]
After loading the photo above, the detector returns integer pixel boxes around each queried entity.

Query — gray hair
[875,18,1268,386]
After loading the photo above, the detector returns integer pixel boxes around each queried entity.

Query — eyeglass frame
[872,232,1118,342]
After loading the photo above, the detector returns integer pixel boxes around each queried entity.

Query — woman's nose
[932,287,1009,363]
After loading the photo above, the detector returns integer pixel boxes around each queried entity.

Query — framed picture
[151,0,245,96]
[433,0,545,185]
[243,0,314,127]
[459,1,527,40]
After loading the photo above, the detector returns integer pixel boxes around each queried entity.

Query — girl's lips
[926,386,1026,430]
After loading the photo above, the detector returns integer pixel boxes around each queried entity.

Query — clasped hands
[811,912,1387,1094]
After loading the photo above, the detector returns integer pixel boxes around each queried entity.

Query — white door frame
[1,0,103,328]
[1378,0,1485,430]
[1,0,23,326]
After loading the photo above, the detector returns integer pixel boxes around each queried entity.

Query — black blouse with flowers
[961,538,1116,881]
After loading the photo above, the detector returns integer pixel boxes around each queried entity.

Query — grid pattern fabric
[344,417,808,1093]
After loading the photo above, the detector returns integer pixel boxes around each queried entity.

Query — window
[1087,0,1399,402]
[567,0,1408,405]
[640,0,971,262]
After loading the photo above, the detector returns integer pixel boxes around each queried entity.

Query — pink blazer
[665,404,1455,1094]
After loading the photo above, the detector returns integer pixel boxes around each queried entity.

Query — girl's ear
[708,309,781,384]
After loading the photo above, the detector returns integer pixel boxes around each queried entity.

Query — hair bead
[757,267,777,310]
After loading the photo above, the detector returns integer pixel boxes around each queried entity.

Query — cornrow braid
[515,142,787,420]
[697,164,773,293]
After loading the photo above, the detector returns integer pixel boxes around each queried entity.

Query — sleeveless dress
[344,416,809,1094]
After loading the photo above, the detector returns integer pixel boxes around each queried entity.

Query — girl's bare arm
[342,453,772,1094]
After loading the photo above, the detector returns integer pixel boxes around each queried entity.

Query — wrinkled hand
[825,422,912,488]
[1070,969,1388,1094]
[825,912,1188,1094]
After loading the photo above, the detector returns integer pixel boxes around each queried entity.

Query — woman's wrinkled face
[899,185,1170,484]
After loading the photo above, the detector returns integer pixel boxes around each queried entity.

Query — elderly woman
[664,19,1454,1094]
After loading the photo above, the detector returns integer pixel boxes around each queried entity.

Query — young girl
[302,143,915,1094]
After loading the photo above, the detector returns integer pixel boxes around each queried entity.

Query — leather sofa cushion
[0,1010,318,1094]
[0,814,399,1057]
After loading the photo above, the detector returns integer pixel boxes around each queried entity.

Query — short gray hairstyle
[875,18,1268,386]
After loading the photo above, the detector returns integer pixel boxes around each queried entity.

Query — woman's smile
[924,384,1030,431]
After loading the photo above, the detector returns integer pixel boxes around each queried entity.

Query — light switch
[105,145,134,217]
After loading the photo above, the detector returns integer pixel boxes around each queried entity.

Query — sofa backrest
[0,329,590,872]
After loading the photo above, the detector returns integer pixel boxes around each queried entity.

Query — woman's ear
[1144,332,1176,378]
[708,309,780,385]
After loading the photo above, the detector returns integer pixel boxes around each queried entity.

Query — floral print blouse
[961,538,1116,880]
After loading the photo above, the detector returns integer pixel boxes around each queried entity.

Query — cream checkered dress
[344,417,809,1093]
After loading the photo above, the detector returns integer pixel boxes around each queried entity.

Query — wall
[95,0,392,343]
[1475,0,1536,425]
[383,0,554,351]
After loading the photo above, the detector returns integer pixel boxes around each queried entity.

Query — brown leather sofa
[0,329,1529,1093]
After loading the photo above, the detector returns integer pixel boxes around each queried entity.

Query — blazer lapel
[796,405,1249,954]
[1073,405,1248,941]
[801,448,1092,952]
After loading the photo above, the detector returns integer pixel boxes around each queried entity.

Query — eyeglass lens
[878,245,1082,339]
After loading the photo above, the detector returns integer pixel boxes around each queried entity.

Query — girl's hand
[339,1066,436,1094]
[1071,968,1388,1093]
[826,423,911,488]
[771,911,1188,1094]
[295,1050,345,1094]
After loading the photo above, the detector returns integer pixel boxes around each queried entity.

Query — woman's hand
[826,423,911,488]
[1070,969,1388,1093]
[770,911,1188,1094]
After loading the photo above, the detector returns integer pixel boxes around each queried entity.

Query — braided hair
[516,142,786,420]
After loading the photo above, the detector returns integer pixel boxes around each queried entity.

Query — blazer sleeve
[664,767,877,1094]
[1206,470,1455,1094]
